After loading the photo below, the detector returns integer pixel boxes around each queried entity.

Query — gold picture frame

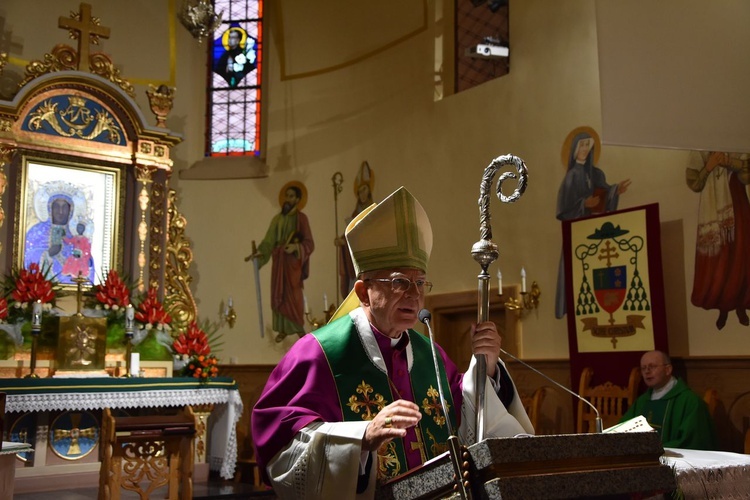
[14,156,122,288]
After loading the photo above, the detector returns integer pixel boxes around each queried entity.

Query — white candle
[497,270,503,294]
[125,304,135,330]
[521,267,527,293]
[228,296,233,308]
[323,293,328,311]
[304,294,309,314]
[130,352,140,377]
[32,300,42,327]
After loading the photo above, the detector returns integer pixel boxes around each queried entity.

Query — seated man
[620,350,717,450]
[252,186,533,499]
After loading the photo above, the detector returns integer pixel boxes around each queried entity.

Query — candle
[497,270,503,294]
[323,293,328,311]
[32,300,42,328]
[304,294,309,314]
[228,296,233,308]
[521,267,527,293]
[125,304,135,330]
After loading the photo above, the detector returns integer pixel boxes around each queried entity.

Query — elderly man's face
[356,267,427,338]
[640,351,672,390]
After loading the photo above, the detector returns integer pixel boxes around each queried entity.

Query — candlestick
[521,267,527,293]
[497,270,503,294]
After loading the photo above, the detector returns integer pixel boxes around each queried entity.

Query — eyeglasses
[640,363,670,372]
[364,277,433,294]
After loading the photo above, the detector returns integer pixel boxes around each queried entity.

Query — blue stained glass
[208,0,263,157]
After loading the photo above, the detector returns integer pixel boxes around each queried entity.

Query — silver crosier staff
[470,154,528,442]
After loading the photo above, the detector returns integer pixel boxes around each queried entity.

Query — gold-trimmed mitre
[345,186,433,275]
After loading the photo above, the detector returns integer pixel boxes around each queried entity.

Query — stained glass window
[208,0,263,156]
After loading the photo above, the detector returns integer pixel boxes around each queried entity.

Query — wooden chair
[98,406,196,500]
[745,428,750,455]
[233,421,262,486]
[703,388,720,419]
[521,386,547,433]
[577,367,641,433]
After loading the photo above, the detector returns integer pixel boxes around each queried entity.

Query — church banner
[563,204,668,390]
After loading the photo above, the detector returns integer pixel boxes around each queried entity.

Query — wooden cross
[58,3,111,71]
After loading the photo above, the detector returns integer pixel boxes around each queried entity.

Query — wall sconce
[178,0,223,43]
[498,268,541,316]
[223,297,237,329]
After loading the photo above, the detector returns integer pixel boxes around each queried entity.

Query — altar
[0,376,242,493]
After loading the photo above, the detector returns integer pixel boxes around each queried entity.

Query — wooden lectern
[378,432,677,499]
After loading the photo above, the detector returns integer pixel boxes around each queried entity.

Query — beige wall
[3,0,749,365]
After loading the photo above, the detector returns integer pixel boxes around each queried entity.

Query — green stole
[314,315,457,481]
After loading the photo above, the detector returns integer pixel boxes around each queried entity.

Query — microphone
[419,309,470,500]
[419,309,454,436]
[498,347,603,433]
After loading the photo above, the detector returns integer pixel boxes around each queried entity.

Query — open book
[603,415,655,434]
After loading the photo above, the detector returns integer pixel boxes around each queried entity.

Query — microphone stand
[471,154,528,442]
[499,348,603,433]
[420,310,469,499]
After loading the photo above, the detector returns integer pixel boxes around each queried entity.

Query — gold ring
[384,416,392,428]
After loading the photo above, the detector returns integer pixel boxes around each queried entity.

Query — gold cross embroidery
[410,426,427,463]
[422,385,449,427]
[347,380,387,420]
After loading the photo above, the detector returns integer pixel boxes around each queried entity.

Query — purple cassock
[251,319,464,482]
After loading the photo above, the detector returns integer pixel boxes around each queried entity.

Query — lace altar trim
[5,387,233,413]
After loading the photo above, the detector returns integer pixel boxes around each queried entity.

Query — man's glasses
[364,277,433,294]
[640,363,669,372]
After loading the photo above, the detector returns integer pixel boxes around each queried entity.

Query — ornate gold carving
[20,44,78,88]
[149,181,166,291]
[0,118,12,132]
[136,183,150,292]
[347,381,387,420]
[89,52,136,97]
[135,164,155,184]
[165,189,198,330]
[154,145,166,157]
[0,146,13,258]
[0,52,7,74]
[140,142,153,154]
[27,97,123,143]
[146,84,176,128]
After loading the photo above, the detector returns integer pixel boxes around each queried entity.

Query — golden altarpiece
[0,6,196,372]
[0,5,242,492]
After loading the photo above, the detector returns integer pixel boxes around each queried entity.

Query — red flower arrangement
[2,263,58,324]
[11,263,56,305]
[134,288,172,330]
[172,321,220,380]
[91,270,131,311]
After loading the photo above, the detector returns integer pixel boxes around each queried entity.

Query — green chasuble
[621,378,717,450]
[314,314,457,481]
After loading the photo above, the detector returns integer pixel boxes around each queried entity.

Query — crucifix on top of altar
[0,2,200,377]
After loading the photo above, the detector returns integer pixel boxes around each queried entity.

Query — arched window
[207,0,263,157]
